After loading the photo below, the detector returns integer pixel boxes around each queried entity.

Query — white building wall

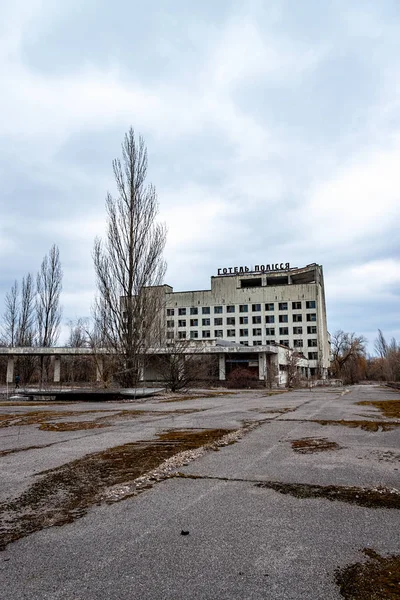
[161,264,330,375]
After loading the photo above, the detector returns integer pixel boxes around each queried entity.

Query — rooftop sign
[217,263,290,276]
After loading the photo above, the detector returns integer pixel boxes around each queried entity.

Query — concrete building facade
[161,263,330,377]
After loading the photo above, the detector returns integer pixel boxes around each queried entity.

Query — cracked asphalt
[0,384,399,599]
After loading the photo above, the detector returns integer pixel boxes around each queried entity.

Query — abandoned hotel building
[148,262,331,385]
[1,263,331,386]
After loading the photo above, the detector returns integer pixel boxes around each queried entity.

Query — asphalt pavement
[0,384,399,599]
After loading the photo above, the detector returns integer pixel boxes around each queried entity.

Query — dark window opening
[241,278,262,288]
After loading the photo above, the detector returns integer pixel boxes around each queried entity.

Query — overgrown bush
[227,367,259,389]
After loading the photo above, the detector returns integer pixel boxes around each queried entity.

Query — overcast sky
[1,0,399,351]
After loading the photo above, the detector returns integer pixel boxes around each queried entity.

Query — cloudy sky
[1,0,399,351]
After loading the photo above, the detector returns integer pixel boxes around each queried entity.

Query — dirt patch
[0,446,48,457]
[0,407,203,432]
[0,428,232,551]
[357,399,400,419]
[256,481,400,509]
[0,410,105,428]
[162,392,234,403]
[0,401,75,407]
[39,421,109,432]
[335,548,400,599]
[314,419,399,432]
[290,437,342,454]
[253,407,295,414]
[370,450,400,463]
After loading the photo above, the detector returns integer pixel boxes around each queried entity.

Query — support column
[6,356,14,384]
[258,352,266,381]
[138,359,144,382]
[269,353,279,388]
[95,357,104,383]
[53,356,61,383]
[218,354,226,381]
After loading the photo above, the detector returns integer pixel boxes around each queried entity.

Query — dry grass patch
[335,549,400,599]
[39,422,109,432]
[162,392,235,403]
[256,481,400,509]
[291,437,342,454]
[314,419,399,432]
[0,428,232,551]
[357,399,400,419]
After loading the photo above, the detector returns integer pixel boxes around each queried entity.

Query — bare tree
[17,274,36,346]
[93,128,166,388]
[1,281,19,346]
[17,274,37,384]
[36,244,63,348]
[371,330,400,382]
[36,244,63,385]
[285,350,302,388]
[331,330,367,384]
[374,329,388,359]
[154,339,215,392]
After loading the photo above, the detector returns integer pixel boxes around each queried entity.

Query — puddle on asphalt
[290,437,342,454]
[335,548,400,599]
[0,428,232,551]
[256,481,400,509]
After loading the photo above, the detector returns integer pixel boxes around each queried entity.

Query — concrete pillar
[6,356,14,384]
[95,357,104,383]
[218,354,226,381]
[138,359,144,382]
[53,356,61,383]
[258,352,266,381]
[307,367,311,379]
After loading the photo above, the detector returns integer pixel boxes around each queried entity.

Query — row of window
[169,314,317,328]
[166,300,316,316]
[168,328,318,344]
